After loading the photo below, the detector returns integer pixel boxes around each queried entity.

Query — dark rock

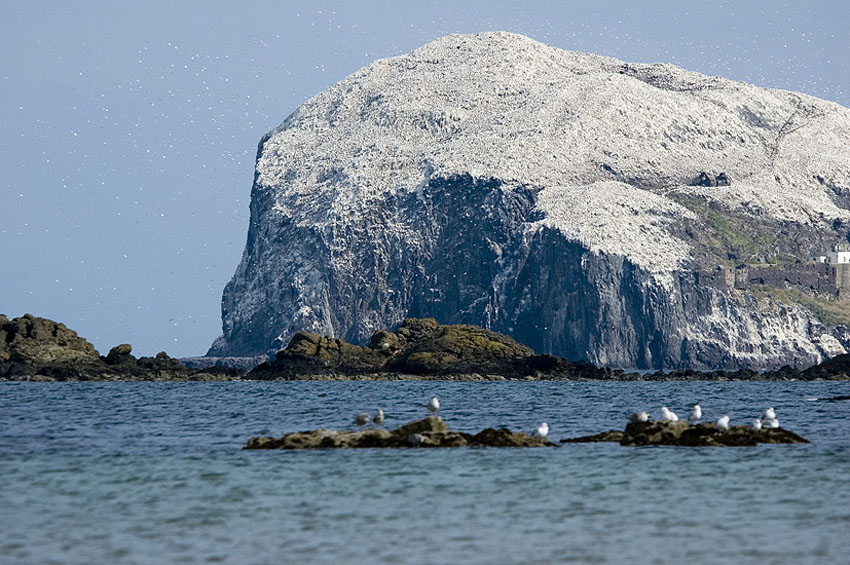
[469,428,552,447]
[562,420,808,446]
[801,353,850,380]
[716,172,730,186]
[693,171,715,187]
[619,420,808,447]
[245,416,556,449]
[560,430,624,443]
[0,314,247,381]
[0,314,103,379]
[248,318,615,379]
[105,344,135,365]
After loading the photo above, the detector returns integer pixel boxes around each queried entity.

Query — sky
[1,0,849,358]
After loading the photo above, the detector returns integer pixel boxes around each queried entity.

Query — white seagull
[660,407,679,422]
[762,407,776,421]
[354,413,370,427]
[717,414,730,431]
[763,417,780,429]
[373,408,385,426]
[750,418,762,431]
[427,396,440,414]
[536,422,549,438]
[628,411,650,423]
[689,404,702,424]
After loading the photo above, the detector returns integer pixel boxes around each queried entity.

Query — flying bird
[717,414,730,431]
[660,407,679,422]
[688,404,702,424]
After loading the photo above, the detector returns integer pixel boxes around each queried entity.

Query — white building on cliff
[810,245,850,264]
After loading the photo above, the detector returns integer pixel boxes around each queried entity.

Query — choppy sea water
[1,381,849,564]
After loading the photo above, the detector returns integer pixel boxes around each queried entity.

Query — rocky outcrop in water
[211,31,850,370]
[562,420,809,446]
[245,415,556,449]
[0,314,243,381]
[248,317,615,380]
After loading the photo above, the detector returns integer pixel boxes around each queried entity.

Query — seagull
[628,411,650,423]
[717,414,730,431]
[688,404,702,424]
[536,422,549,438]
[763,417,780,429]
[373,408,385,426]
[353,413,370,427]
[660,407,679,422]
[427,396,440,414]
[750,418,762,431]
[762,407,776,420]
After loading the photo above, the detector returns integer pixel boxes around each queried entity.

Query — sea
[1,380,848,565]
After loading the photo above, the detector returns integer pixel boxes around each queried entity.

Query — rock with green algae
[248,317,616,379]
[245,416,557,449]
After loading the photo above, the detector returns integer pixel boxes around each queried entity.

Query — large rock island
[211,31,850,371]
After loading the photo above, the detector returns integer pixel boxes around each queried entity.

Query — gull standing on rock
[373,408,385,427]
[751,419,762,431]
[427,396,440,414]
[536,422,549,438]
[763,417,780,428]
[628,411,650,423]
[717,414,730,431]
[660,407,679,422]
[689,404,702,424]
[762,407,776,421]
[354,413,370,427]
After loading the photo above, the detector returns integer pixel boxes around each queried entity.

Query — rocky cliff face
[211,32,850,369]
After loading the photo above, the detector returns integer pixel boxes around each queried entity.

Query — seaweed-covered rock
[619,420,808,446]
[245,416,556,449]
[247,317,613,379]
[561,420,809,446]
[560,430,624,443]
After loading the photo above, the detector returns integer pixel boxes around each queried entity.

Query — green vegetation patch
[750,284,850,326]
[669,194,793,266]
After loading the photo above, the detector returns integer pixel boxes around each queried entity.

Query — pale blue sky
[1,0,848,357]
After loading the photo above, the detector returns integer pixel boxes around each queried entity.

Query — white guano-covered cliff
[211,32,850,369]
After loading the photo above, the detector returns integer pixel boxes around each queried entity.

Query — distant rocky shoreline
[3,314,850,382]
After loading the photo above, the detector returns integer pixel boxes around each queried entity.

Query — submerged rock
[245,416,556,449]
